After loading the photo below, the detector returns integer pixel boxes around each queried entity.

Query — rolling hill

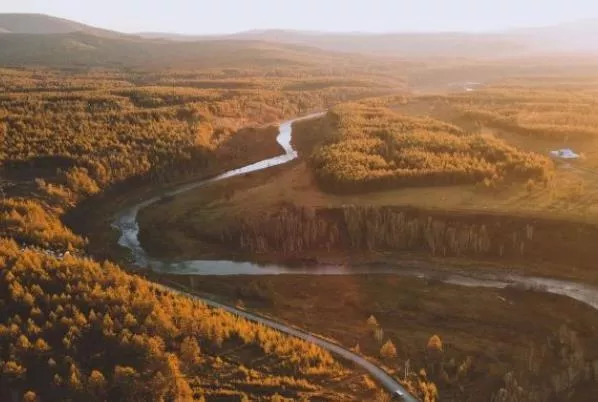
[140,21,598,58]
[2,13,598,69]
[0,30,371,69]
[0,13,119,36]
[223,30,528,59]
[511,19,598,52]
[138,29,529,59]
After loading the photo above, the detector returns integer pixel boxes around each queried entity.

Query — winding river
[112,112,598,400]
[113,114,598,311]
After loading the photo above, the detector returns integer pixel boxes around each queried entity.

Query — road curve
[157,281,417,401]
[114,113,417,400]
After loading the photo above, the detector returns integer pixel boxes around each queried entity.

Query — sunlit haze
[3,0,598,34]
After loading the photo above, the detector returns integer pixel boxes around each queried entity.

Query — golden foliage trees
[427,335,443,353]
[366,314,379,327]
[435,87,598,141]
[0,198,84,250]
[0,67,403,401]
[0,238,349,400]
[307,104,551,192]
[380,339,398,359]
[1,68,390,207]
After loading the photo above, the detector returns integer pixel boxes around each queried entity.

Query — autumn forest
[3,11,598,402]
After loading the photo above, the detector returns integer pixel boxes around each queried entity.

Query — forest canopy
[0,66,400,401]
[306,104,552,192]
[425,86,598,141]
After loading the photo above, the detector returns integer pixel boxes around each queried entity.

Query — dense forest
[423,86,598,141]
[300,104,552,192]
[0,67,408,401]
[2,68,395,206]
[0,238,360,401]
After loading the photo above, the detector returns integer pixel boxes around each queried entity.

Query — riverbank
[65,124,284,262]
[136,157,598,286]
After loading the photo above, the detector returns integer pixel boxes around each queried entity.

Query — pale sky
[2,0,596,34]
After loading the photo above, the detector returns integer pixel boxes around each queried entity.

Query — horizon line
[0,12,595,37]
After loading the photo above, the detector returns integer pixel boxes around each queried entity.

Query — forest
[0,67,409,401]
[5,53,598,401]
[1,68,395,205]
[304,104,552,192]
[0,237,362,401]
[422,85,598,141]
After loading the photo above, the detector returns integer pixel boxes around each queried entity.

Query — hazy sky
[2,0,597,34]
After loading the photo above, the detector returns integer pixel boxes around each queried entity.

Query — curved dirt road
[158,282,417,401]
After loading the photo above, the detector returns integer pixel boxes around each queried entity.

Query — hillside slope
[140,29,528,59]
[512,19,598,52]
[140,20,598,58]
[0,13,119,36]
[0,31,368,69]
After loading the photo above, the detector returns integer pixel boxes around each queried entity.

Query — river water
[113,113,598,311]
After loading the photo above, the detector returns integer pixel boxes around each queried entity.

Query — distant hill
[0,13,383,69]
[0,13,120,37]
[140,20,598,59]
[512,19,598,52]
[136,32,214,41]
[2,13,598,69]
[0,30,369,69]
[139,30,528,59]
[232,30,530,59]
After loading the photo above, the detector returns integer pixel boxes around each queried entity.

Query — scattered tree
[380,339,397,359]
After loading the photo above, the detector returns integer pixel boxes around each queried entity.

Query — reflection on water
[112,113,598,311]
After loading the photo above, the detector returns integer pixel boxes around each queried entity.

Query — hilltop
[0,31,369,69]
[3,13,598,65]
[0,13,375,69]
[0,13,119,36]
[138,29,527,59]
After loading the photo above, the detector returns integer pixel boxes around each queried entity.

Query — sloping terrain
[0,13,119,36]
[0,31,369,68]
[141,29,528,59]
[511,19,598,52]
[140,19,598,58]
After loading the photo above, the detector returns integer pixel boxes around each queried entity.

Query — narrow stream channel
[113,113,598,311]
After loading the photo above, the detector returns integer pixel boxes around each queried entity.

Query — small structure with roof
[549,148,580,160]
